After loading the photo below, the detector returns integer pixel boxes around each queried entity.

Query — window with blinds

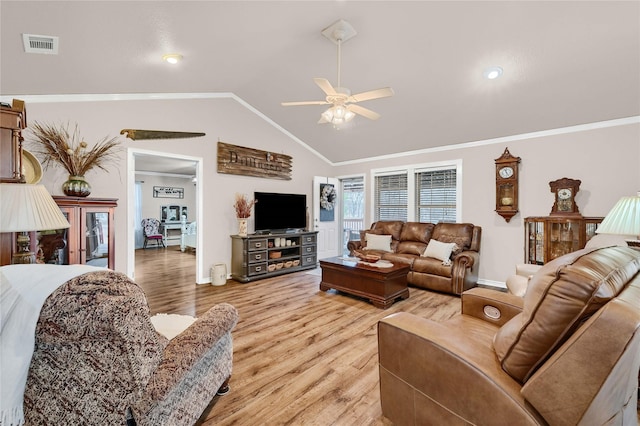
[374,173,408,221]
[415,168,457,223]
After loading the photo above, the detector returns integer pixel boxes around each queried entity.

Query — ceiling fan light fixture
[321,105,355,125]
[483,66,503,80]
[283,19,393,127]
[344,109,355,121]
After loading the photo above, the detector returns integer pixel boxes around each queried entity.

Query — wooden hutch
[0,100,117,267]
[524,215,603,265]
[0,100,27,265]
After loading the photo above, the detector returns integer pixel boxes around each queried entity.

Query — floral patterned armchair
[142,218,165,249]
[23,269,238,425]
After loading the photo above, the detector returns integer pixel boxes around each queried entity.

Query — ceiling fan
[281,19,394,126]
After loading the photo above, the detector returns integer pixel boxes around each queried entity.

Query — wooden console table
[231,231,318,282]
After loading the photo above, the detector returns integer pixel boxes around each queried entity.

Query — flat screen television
[254,192,307,233]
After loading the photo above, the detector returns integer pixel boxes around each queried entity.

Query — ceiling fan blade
[349,87,394,103]
[281,100,329,106]
[314,78,337,96]
[348,104,381,120]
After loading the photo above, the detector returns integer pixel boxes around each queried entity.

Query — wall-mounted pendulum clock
[494,148,521,222]
[549,177,581,216]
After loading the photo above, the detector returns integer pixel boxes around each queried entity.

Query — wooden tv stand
[230,231,318,282]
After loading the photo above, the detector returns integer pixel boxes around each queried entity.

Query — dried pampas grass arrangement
[28,121,120,176]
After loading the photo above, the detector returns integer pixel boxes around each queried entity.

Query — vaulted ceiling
[1,1,639,164]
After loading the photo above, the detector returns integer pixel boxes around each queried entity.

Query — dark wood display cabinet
[0,100,27,265]
[0,100,26,184]
[231,231,318,282]
[37,196,118,269]
[524,215,603,265]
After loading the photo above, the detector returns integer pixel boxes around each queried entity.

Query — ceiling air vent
[22,34,59,54]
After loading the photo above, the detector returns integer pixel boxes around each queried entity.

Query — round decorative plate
[22,149,43,184]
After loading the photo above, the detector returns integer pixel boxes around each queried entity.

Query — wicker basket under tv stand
[230,231,318,282]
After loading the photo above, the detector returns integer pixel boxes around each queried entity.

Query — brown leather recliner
[378,245,640,425]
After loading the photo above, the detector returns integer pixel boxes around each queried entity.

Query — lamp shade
[0,184,70,232]
[596,195,640,236]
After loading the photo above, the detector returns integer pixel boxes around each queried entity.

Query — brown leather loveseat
[347,221,481,295]
[378,245,640,425]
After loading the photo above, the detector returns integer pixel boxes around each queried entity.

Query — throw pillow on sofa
[422,239,458,264]
[365,233,392,252]
[432,223,474,255]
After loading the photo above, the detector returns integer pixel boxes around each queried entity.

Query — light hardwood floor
[135,247,460,425]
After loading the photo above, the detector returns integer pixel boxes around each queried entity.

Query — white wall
[136,173,196,246]
[22,95,639,286]
[333,121,640,286]
[24,96,333,282]
[137,174,195,218]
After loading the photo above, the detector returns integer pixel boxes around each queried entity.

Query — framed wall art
[153,186,184,199]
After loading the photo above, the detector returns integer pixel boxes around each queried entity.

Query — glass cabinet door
[526,219,545,265]
[38,208,73,265]
[524,216,603,265]
[548,220,579,261]
[83,210,110,267]
[584,218,601,245]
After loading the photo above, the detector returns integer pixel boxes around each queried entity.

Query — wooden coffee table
[319,257,410,309]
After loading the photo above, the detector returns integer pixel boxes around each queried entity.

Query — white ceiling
[1,1,639,167]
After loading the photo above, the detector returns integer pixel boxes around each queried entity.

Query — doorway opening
[127,149,204,284]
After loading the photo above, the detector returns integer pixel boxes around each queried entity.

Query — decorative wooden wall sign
[217,142,292,180]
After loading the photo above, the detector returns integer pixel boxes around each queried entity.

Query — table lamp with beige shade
[595,193,640,248]
[0,183,70,263]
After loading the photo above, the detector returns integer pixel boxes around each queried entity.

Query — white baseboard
[477,278,506,290]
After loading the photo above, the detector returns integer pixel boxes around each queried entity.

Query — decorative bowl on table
[355,252,381,263]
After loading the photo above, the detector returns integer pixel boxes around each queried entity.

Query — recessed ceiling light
[483,66,503,80]
[162,54,183,64]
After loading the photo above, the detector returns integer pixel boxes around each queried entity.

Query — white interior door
[313,176,340,260]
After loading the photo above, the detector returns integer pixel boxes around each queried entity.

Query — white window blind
[415,168,457,223]
[375,173,408,221]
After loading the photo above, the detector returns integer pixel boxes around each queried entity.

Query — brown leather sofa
[347,221,481,295]
[378,245,640,425]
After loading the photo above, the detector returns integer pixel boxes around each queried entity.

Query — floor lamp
[0,183,70,264]
[596,194,640,248]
